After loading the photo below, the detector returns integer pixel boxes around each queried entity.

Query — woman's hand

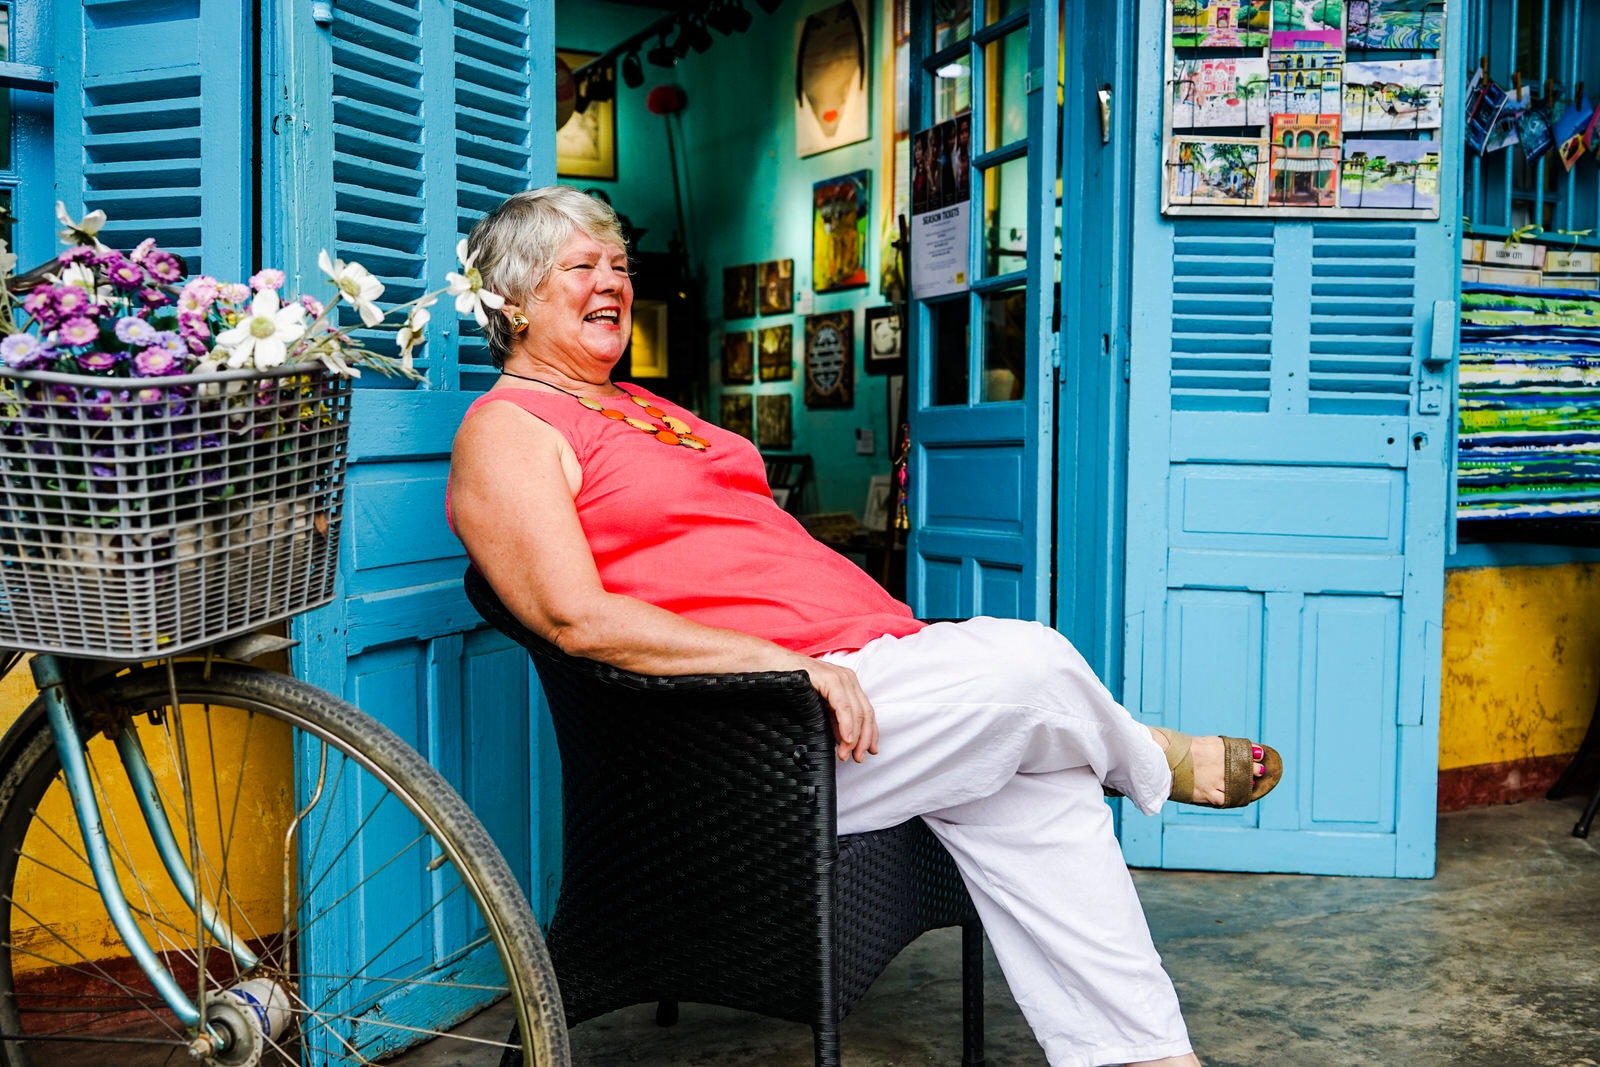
[801,659,879,763]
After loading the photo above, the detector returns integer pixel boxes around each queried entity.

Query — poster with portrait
[722,264,757,319]
[721,330,754,385]
[796,0,869,158]
[556,51,617,180]
[863,305,904,375]
[756,393,794,450]
[813,171,870,293]
[758,323,794,381]
[759,259,794,315]
[719,393,754,442]
[803,311,854,408]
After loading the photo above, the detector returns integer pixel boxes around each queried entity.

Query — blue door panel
[977,563,1021,621]
[1302,595,1399,830]
[460,628,538,882]
[919,557,964,619]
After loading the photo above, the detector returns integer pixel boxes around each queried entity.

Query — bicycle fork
[28,654,293,1062]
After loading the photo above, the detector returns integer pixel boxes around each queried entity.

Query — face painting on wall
[813,171,870,293]
[795,0,870,158]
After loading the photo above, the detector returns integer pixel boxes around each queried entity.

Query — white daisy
[318,249,386,327]
[446,238,505,327]
[214,289,307,369]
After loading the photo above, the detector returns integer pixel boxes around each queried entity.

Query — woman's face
[523,231,633,369]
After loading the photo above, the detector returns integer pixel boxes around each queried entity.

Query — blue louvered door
[1118,2,1461,878]
[266,0,558,1047]
[906,0,1059,622]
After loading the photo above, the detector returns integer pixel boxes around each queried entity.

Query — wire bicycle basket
[0,363,351,658]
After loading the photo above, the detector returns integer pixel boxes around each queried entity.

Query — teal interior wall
[557,0,897,519]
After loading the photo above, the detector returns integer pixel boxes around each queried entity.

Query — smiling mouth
[584,309,620,325]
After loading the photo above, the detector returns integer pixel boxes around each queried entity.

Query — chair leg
[655,1000,679,1027]
[1575,784,1600,839]
[961,920,986,1067]
[813,1023,841,1067]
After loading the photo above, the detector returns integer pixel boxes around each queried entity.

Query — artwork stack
[1164,0,1445,215]
[1457,284,1600,521]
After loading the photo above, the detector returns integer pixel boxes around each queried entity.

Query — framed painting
[721,330,754,385]
[759,323,794,381]
[556,50,617,180]
[719,393,754,441]
[723,264,757,319]
[813,171,870,292]
[759,259,794,315]
[627,299,669,378]
[756,393,794,451]
[863,305,904,375]
[803,311,854,408]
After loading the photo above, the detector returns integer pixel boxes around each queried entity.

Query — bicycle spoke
[308,878,470,1017]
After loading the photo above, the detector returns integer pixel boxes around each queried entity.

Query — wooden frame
[557,49,617,180]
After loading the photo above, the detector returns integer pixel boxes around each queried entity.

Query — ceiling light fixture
[621,51,644,88]
[646,34,677,67]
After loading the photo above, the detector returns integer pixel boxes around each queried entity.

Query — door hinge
[1050,333,1062,370]
[1024,66,1045,94]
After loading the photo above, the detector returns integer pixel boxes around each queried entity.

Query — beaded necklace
[499,370,710,451]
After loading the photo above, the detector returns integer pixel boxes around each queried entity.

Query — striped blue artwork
[1458,283,1600,520]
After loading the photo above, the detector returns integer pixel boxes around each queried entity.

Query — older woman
[448,186,1281,1067]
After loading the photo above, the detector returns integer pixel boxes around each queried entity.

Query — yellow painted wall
[1440,563,1600,771]
[0,660,294,974]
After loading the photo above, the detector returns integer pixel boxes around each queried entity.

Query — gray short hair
[465,186,628,367]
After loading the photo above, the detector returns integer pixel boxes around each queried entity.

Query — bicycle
[0,363,570,1066]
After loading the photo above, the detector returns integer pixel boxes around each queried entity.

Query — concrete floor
[564,796,1600,1067]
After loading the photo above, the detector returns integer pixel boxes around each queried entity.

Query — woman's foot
[1149,727,1282,808]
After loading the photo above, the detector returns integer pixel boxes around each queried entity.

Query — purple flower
[54,287,91,318]
[140,287,172,309]
[57,317,100,347]
[106,259,146,292]
[56,246,95,266]
[75,351,120,374]
[135,386,164,404]
[149,330,186,355]
[83,389,116,421]
[142,250,183,284]
[114,317,157,345]
[177,311,211,341]
[22,290,58,329]
[1,333,54,369]
[132,348,181,377]
[301,294,325,318]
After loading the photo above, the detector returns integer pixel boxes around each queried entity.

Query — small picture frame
[863,305,904,376]
[862,473,893,532]
[758,324,794,381]
[757,393,794,450]
[759,259,794,315]
[721,330,754,385]
[628,299,669,378]
[556,50,617,180]
[719,393,754,441]
[723,264,757,319]
[803,311,854,408]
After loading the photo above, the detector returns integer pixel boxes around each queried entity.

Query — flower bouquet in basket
[0,205,496,658]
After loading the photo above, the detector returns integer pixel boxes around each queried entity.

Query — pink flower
[129,238,157,264]
[141,250,183,284]
[249,268,285,292]
[105,259,146,291]
[179,276,219,312]
[54,286,90,317]
[177,311,211,340]
[57,317,99,347]
[300,294,325,318]
[140,287,172,308]
[218,282,250,304]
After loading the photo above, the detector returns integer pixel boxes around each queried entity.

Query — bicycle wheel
[0,659,568,1066]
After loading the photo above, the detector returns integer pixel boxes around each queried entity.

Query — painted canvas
[756,393,794,450]
[803,311,855,408]
[1171,0,1271,48]
[813,170,870,292]
[1171,57,1269,128]
[1271,0,1344,36]
[1345,0,1443,49]
[719,393,754,442]
[759,259,794,315]
[796,0,869,158]
[1167,137,1267,208]
[723,264,756,319]
[1268,113,1340,207]
[1268,33,1343,115]
[1339,139,1439,210]
[758,323,794,381]
[556,51,616,180]
[1343,59,1444,132]
[721,330,754,386]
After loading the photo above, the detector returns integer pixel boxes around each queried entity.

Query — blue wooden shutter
[54,0,249,278]
[266,0,557,1048]
[1119,0,1461,878]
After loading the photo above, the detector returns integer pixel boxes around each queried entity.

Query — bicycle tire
[0,659,569,1066]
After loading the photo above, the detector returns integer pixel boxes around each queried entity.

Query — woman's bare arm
[450,401,877,761]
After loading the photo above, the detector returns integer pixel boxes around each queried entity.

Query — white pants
[822,617,1193,1067]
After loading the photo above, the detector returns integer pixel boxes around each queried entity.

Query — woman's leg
[826,617,1191,1067]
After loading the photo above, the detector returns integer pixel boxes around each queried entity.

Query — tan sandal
[1153,727,1282,808]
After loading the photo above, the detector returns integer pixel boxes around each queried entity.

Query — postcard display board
[1162,0,1446,218]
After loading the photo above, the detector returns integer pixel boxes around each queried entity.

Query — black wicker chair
[464,567,986,1067]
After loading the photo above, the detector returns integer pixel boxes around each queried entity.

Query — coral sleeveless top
[452,385,924,657]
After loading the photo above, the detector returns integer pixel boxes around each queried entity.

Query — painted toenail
[1252,744,1264,761]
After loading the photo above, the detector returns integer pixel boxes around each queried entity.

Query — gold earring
[510,312,529,334]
